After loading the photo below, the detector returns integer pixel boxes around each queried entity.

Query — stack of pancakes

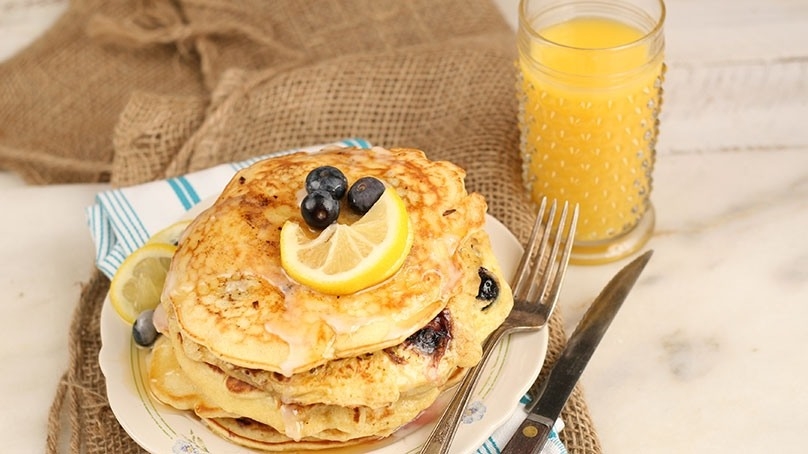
[148,147,513,451]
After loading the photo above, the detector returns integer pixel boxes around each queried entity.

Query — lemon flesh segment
[110,243,177,324]
[280,188,413,296]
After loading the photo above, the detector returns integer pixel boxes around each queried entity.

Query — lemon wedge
[280,188,413,295]
[110,243,177,324]
[146,220,192,246]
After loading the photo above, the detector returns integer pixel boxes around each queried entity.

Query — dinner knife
[501,249,653,454]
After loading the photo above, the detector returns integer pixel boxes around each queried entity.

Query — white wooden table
[2,0,807,452]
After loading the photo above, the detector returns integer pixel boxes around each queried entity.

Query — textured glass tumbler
[517,0,665,265]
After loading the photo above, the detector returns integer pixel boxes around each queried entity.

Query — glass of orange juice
[517,0,665,265]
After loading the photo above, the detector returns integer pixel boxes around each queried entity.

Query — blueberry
[407,310,452,355]
[476,267,499,310]
[301,190,340,229]
[347,177,385,214]
[133,309,159,347]
[305,166,348,199]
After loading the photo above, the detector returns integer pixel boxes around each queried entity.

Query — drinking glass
[517,0,665,264]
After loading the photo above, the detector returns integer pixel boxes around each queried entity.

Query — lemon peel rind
[145,220,192,246]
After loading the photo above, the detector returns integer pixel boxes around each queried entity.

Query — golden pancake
[162,147,490,375]
[202,417,377,452]
[151,332,442,443]
[150,229,512,449]
[149,146,515,450]
[170,229,512,409]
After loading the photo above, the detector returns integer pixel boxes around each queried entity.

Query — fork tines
[513,198,579,304]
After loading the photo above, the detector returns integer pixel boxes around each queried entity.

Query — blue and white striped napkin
[85,138,567,454]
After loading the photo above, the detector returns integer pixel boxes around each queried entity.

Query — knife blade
[501,249,653,454]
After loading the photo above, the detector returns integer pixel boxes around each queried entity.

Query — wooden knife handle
[500,413,554,454]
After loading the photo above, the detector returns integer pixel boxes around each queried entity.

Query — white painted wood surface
[2,0,807,453]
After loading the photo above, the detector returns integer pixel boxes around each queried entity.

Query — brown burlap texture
[1,0,602,452]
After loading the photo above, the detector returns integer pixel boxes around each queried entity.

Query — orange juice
[518,4,665,264]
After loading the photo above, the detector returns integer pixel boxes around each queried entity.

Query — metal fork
[418,197,579,454]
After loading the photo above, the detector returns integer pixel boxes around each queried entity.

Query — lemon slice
[110,243,177,323]
[146,220,192,246]
[280,188,413,295]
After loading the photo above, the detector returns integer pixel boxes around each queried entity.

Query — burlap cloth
[0,0,602,452]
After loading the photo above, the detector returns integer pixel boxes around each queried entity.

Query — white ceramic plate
[99,214,549,454]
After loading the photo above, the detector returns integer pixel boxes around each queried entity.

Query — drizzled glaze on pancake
[162,147,489,376]
[159,227,512,409]
[149,147,515,450]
